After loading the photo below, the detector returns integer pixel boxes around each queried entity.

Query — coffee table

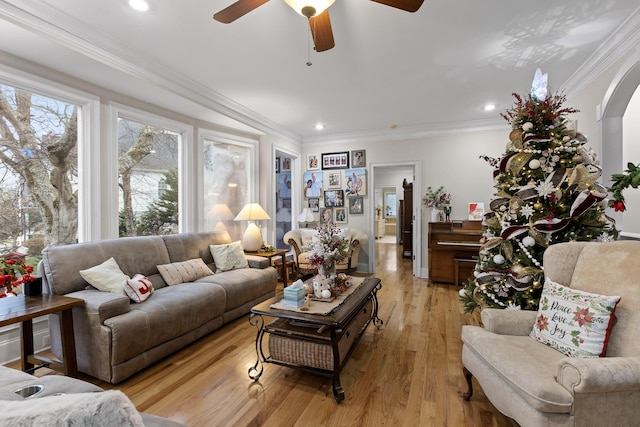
[248,277,383,402]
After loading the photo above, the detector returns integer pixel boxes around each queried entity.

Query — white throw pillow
[300,229,318,247]
[530,278,620,358]
[157,258,214,286]
[209,241,249,273]
[79,257,128,296]
[124,274,154,303]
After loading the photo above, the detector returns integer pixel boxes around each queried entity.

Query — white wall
[623,85,640,234]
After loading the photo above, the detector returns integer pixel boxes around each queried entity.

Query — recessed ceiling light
[315,123,324,130]
[483,104,496,111]
[129,0,149,12]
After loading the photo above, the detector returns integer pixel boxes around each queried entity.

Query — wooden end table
[248,277,383,402]
[245,248,290,287]
[0,294,84,377]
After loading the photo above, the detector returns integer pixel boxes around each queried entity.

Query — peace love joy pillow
[530,278,620,358]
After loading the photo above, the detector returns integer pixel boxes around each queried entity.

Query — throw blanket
[0,390,144,426]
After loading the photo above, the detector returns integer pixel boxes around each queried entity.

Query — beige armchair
[461,241,640,427]
[283,228,368,276]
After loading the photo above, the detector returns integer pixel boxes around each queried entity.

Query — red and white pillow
[123,274,154,303]
[530,278,620,358]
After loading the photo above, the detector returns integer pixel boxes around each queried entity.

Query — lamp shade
[234,203,271,221]
[284,0,335,17]
[299,208,316,222]
[211,203,235,220]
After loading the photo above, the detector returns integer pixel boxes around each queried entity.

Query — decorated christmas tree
[460,69,618,313]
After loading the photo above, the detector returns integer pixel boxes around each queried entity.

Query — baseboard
[0,316,50,365]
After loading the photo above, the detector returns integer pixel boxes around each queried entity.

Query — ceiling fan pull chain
[306,18,313,66]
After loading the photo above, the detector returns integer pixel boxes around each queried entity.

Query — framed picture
[334,207,348,224]
[275,158,280,173]
[307,154,320,170]
[308,197,319,212]
[281,157,291,172]
[327,171,341,189]
[468,202,485,221]
[321,151,349,170]
[350,149,366,168]
[324,190,344,207]
[320,207,333,224]
[303,171,323,198]
[349,196,364,215]
[344,168,367,196]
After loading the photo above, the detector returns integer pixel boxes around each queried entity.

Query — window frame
[108,103,194,238]
[0,63,100,243]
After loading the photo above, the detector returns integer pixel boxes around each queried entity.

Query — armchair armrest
[481,308,537,335]
[557,357,640,393]
[65,289,130,325]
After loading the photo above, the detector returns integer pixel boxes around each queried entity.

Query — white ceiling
[1,0,639,144]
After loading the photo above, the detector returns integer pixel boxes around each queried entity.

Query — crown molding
[302,117,505,146]
[0,0,301,144]
[562,7,640,99]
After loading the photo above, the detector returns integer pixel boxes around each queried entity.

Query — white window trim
[108,102,194,237]
[0,63,100,243]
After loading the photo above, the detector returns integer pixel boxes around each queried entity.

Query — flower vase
[431,208,444,222]
[319,261,336,280]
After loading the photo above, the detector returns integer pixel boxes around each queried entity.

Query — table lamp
[234,203,271,251]
[211,203,235,242]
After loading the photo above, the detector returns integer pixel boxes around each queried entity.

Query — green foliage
[608,162,640,211]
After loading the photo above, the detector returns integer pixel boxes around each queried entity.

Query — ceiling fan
[213,0,424,52]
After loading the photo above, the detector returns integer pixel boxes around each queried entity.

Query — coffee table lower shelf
[248,278,383,403]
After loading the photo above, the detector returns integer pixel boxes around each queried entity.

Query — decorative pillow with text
[209,241,249,273]
[124,274,154,303]
[530,278,620,358]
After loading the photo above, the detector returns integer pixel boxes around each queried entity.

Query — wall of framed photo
[303,150,368,226]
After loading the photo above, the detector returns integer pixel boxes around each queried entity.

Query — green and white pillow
[530,278,620,358]
[209,241,249,273]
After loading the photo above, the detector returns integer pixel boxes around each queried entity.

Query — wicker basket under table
[267,297,373,372]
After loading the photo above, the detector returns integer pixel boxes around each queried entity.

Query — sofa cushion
[209,241,249,273]
[197,268,276,312]
[124,274,154,303]
[461,324,573,413]
[157,258,214,286]
[530,278,620,358]
[105,283,226,365]
[79,257,128,296]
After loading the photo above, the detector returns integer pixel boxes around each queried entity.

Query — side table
[0,294,84,377]
[245,248,290,287]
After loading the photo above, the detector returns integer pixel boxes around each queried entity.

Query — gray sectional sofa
[40,231,277,384]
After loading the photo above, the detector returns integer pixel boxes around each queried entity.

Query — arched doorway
[598,49,640,237]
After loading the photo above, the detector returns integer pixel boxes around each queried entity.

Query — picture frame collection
[304,150,367,224]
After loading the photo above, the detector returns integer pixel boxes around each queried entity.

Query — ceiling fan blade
[213,0,270,24]
[370,0,424,13]
[309,9,335,52]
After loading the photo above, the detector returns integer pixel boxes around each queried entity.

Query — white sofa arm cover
[481,308,538,336]
[557,357,640,394]
[66,289,131,324]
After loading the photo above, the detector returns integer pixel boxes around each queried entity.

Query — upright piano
[428,221,482,285]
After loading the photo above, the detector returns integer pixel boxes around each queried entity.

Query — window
[117,117,180,237]
[385,193,397,217]
[203,135,257,242]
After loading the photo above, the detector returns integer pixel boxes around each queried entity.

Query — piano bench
[454,258,476,286]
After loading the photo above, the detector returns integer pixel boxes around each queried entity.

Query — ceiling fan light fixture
[284,0,335,17]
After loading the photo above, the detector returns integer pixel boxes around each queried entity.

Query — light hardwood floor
[19,242,513,426]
